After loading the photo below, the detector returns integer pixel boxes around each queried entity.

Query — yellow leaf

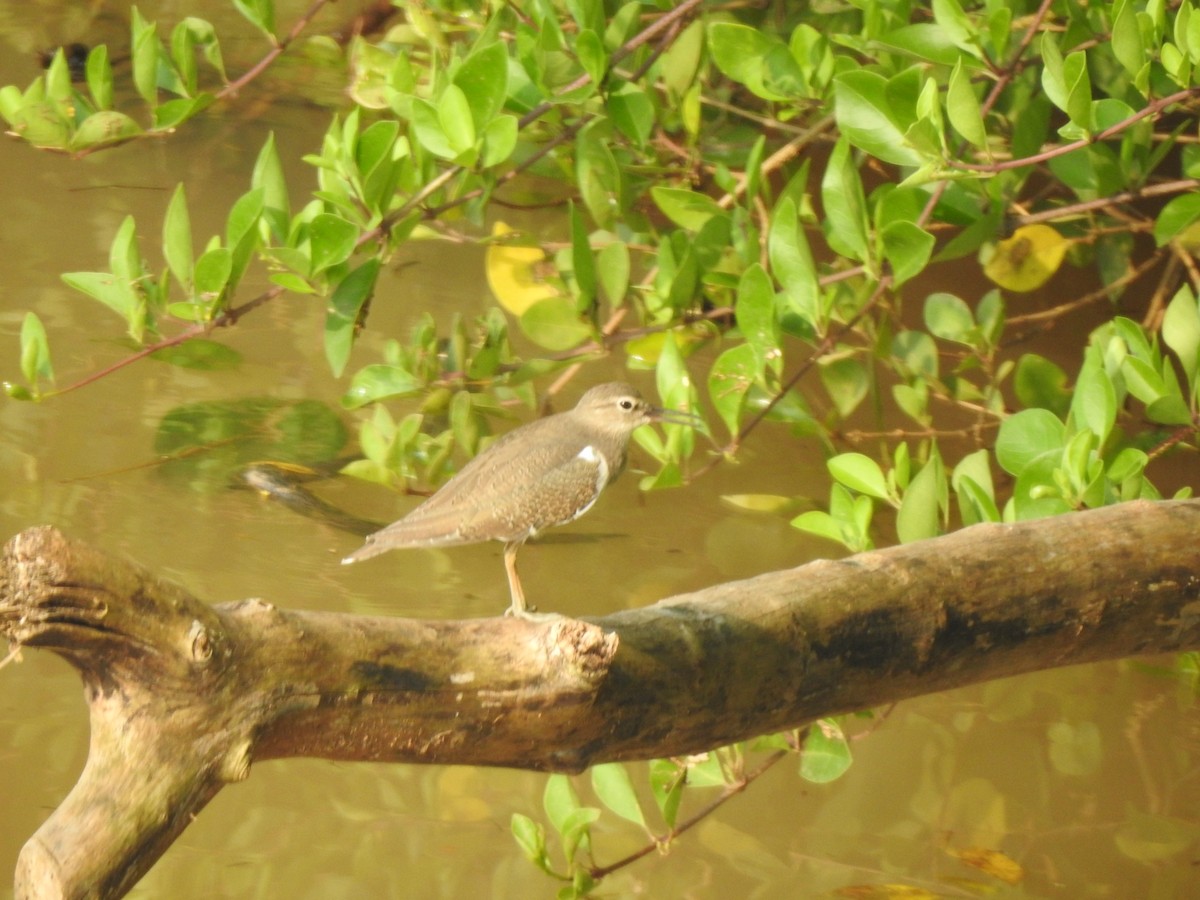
[485,221,559,315]
[947,846,1024,885]
[982,224,1068,292]
[719,493,804,515]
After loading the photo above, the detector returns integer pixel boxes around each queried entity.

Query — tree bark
[3,499,1200,898]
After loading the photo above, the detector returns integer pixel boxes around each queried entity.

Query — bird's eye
[619,399,635,410]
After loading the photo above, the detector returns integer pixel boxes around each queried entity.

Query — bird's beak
[651,406,706,429]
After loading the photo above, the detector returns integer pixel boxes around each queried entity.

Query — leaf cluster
[7,0,1200,890]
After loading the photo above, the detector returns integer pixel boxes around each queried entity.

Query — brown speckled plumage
[342,383,697,617]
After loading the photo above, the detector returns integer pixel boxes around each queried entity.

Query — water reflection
[0,1,1196,897]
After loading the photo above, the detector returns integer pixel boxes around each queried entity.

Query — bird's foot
[503,604,564,623]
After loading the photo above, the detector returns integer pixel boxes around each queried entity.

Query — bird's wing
[357,421,607,548]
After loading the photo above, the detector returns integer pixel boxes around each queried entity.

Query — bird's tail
[341,539,391,565]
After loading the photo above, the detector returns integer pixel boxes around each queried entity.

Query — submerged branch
[3,500,1200,897]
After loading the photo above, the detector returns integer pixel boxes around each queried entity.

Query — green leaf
[437,83,476,154]
[590,763,646,828]
[897,455,942,543]
[152,95,213,130]
[85,44,113,110]
[226,187,264,290]
[648,759,685,830]
[131,7,160,105]
[70,110,142,151]
[996,408,1065,476]
[309,213,359,274]
[62,271,137,328]
[769,197,820,326]
[20,311,54,387]
[1147,393,1194,426]
[543,774,581,835]
[410,98,455,159]
[946,57,986,147]
[1163,285,1200,389]
[881,220,934,286]
[892,330,938,380]
[800,719,853,783]
[821,138,870,263]
[454,41,508,128]
[194,247,232,299]
[569,201,595,307]
[819,357,869,418]
[342,364,422,409]
[608,84,654,147]
[708,344,757,437]
[650,187,724,231]
[252,133,290,240]
[519,298,594,351]
[510,814,551,871]
[924,292,975,343]
[791,510,841,547]
[558,807,600,865]
[482,114,518,167]
[1069,353,1117,444]
[828,453,890,501]
[1014,353,1071,415]
[952,449,999,525]
[10,101,71,149]
[1111,0,1146,82]
[170,19,198,95]
[1042,34,1091,134]
[1121,355,1168,405]
[232,0,275,38]
[182,16,225,80]
[707,23,791,101]
[661,18,704,98]
[735,264,780,374]
[575,27,607,87]
[931,0,983,58]
[1153,193,1200,247]
[325,260,380,378]
[0,85,20,126]
[163,184,194,293]
[597,240,629,306]
[834,70,923,166]
[575,120,621,229]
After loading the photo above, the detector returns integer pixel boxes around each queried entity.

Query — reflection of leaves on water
[154,397,347,490]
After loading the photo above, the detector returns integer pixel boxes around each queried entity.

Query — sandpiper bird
[342,382,699,617]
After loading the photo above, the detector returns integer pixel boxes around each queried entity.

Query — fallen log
[3,499,1200,898]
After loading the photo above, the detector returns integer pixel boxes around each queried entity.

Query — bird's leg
[501,541,563,621]
[502,541,528,617]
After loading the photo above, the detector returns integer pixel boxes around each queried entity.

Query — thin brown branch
[950,89,1200,175]
[717,275,894,462]
[378,0,705,233]
[216,0,333,99]
[587,749,790,879]
[1005,252,1162,332]
[47,286,284,398]
[1010,179,1200,227]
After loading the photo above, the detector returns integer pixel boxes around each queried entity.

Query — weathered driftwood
[4,499,1200,898]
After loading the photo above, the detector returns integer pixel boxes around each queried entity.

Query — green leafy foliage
[6,1,1200,890]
